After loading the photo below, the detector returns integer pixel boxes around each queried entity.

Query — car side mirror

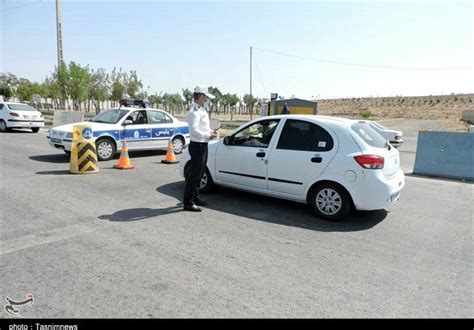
[223,136,233,145]
[123,120,133,126]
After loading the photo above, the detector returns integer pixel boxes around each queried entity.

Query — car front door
[215,119,281,190]
[267,119,338,196]
[121,110,152,149]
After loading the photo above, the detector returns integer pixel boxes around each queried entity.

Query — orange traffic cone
[161,138,179,164]
[113,139,135,169]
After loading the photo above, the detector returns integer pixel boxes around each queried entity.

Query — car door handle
[311,157,323,163]
[256,152,266,158]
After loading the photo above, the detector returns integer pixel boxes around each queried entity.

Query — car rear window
[351,123,387,148]
[8,104,37,111]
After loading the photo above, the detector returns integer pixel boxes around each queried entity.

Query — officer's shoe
[183,204,202,212]
[194,198,208,206]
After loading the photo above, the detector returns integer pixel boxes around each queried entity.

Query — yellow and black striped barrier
[70,124,99,174]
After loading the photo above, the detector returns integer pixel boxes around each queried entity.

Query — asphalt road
[0,120,472,318]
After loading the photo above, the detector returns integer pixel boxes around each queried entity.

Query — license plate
[51,138,62,143]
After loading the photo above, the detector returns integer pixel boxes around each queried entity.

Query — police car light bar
[119,99,150,108]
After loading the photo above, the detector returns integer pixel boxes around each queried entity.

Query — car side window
[231,120,280,148]
[148,111,173,124]
[277,120,334,152]
[0,104,3,110]
[126,110,148,125]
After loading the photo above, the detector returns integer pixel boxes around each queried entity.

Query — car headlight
[66,133,73,139]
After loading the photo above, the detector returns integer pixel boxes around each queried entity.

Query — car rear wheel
[172,136,184,154]
[184,163,214,193]
[95,138,116,161]
[308,182,351,221]
[0,120,9,132]
[31,127,40,133]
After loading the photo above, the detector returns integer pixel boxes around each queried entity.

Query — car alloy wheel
[315,188,342,216]
[96,139,115,161]
[172,137,184,154]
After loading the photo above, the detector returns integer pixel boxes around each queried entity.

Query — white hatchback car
[179,115,405,221]
[48,107,190,161]
[0,102,45,133]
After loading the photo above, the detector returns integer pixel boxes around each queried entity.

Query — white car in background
[180,115,405,221]
[0,102,45,133]
[47,107,190,161]
[368,120,404,148]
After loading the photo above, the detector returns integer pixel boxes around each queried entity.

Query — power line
[253,46,470,71]
[253,53,268,96]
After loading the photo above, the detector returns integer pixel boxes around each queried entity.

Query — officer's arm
[187,111,210,140]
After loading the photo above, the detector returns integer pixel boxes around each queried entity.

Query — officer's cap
[194,86,215,99]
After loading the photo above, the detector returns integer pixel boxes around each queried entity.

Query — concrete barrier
[413,131,474,181]
[461,110,474,124]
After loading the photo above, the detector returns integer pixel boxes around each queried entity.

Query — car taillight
[354,155,385,169]
[10,112,19,117]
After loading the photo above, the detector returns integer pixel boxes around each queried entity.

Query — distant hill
[315,93,474,130]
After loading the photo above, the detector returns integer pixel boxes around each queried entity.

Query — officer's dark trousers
[183,141,208,206]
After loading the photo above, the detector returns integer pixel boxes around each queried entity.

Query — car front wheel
[95,138,116,161]
[31,127,40,133]
[308,182,351,221]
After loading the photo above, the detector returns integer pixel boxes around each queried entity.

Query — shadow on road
[156,181,387,233]
[36,170,71,175]
[29,154,69,163]
[98,206,183,222]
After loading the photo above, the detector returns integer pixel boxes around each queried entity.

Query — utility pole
[56,0,64,69]
[250,46,253,120]
[56,0,65,109]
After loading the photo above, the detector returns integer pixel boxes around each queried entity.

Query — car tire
[95,138,116,161]
[31,127,40,133]
[172,136,185,154]
[64,150,71,156]
[184,162,214,193]
[0,120,10,132]
[308,182,352,221]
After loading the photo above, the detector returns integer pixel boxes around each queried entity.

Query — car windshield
[351,123,387,148]
[8,104,37,111]
[90,109,129,124]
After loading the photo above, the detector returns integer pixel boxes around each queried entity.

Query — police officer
[183,86,218,212]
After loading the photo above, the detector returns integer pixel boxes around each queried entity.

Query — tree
[125,70,142,98]
[88,68,109,112]
[67,62,91,110]
[182,88,193,108]
[16,82,34,102]
[243,94,257,119]
[0,84,12,100]
[110,67,126,106]
[42,77,61,110]
[209,86,223,115]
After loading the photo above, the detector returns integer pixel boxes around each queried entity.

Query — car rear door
[148,110,175,148]
[266,119,338,196]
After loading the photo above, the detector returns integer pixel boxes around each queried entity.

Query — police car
[47,99,190,161]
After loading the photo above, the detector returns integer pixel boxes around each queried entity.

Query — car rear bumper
[7,119,44,128]
[351,169,405,211]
